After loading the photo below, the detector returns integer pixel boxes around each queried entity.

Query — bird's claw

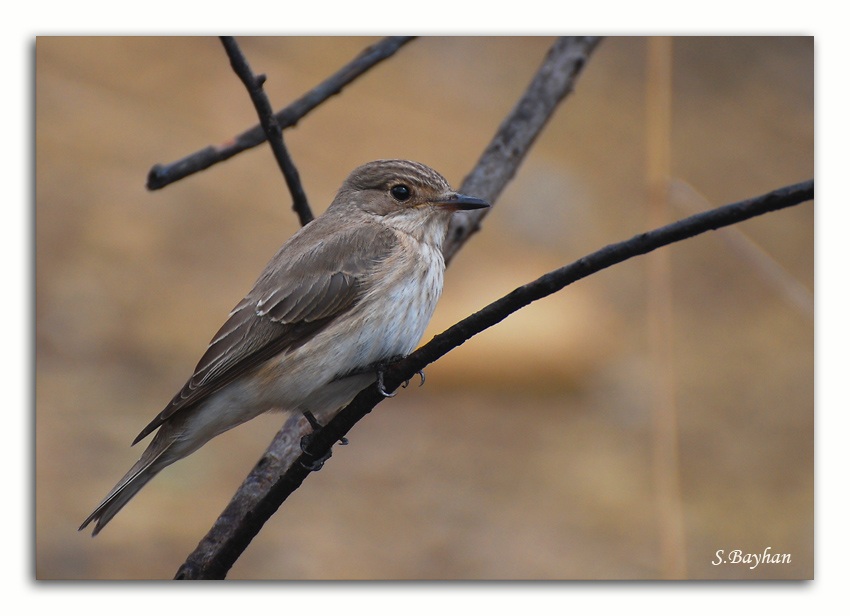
[400,370,426,389]
[299,412,348,471]
[379,366,425,395]
[299,433,332,471]
[377,368,397,397]
[378,368,397,398]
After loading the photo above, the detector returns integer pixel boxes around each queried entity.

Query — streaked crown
[344,159,452,195]
[328,160,455,218]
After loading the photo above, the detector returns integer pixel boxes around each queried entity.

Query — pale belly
[256,239,445,418]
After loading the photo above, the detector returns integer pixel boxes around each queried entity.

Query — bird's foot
[375,356,425,397]
[299,411,347,471]
[299,433,331,471]
[376,366,397,398]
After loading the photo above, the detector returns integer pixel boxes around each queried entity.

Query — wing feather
[132,218,397,445]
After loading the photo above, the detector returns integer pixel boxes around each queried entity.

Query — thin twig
[220,36,313,225]
[176,178,814,579]
[146,37,416,191]
[174,36,602,580]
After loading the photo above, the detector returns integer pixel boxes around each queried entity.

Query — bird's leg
[302,410,323,432]
[299,411,347,472]
[302,410,348,445]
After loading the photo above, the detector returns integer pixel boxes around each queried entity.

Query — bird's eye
[390,184,411,202]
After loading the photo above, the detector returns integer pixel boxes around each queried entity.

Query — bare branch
[445,36,603,262]
[174,174,812,579]
[219,36,313,225]
[146,37,416,191]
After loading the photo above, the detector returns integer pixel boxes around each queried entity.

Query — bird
[79,159,489,535]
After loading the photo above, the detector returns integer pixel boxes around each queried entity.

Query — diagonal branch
[146,36,416,190]
[445,36,602,262]
[220,36,313,225]
[176,178,813,579]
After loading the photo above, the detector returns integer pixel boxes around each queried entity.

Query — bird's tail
[78,460,159,535]
[79,426,184,536]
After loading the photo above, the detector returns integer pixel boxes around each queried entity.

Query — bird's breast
[351,233,445,365]
[253,231,446,411]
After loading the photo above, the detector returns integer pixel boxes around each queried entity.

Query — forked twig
[219,36,313,225]
[147,37,416,191]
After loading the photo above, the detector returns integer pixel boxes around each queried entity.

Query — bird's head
[329,160,489,244]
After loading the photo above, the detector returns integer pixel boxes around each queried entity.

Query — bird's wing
[132,220,398,445]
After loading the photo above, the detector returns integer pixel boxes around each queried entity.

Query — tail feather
[78,458,162,535]
[79,424,185,535]
[80,393,254,535]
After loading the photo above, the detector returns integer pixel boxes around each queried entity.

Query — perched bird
[79,159,489,535]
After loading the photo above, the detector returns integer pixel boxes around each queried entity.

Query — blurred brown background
[35,36,813,580]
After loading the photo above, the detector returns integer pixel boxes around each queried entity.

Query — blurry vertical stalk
[646,36,687,579]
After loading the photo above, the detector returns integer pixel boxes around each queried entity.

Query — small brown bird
[79,159,489,535]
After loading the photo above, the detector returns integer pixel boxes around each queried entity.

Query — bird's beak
[432,192,490,211]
